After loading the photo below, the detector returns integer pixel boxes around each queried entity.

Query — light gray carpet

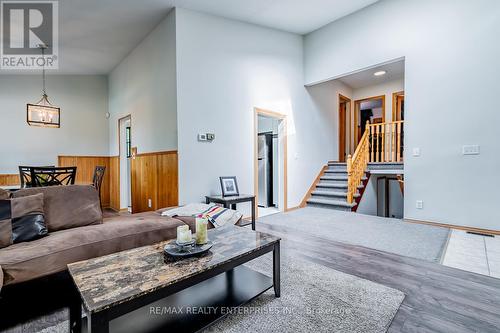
[259,207,450,263]
[206,253,404,333]
[30,253,404,333]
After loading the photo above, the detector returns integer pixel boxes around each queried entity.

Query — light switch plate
[416,200,423,209]
[412,148,420,157]
[462,145,480,155]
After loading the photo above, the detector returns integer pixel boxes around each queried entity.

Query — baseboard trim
[404,218,500,236]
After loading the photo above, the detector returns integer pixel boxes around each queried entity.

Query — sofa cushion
[10,193,48,243]
[12,185,102,232]
[0,189,10,200]
[0,201,12,249]
[0,213,185,286]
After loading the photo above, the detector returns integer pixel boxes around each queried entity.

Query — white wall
[0,75,108,173]
[175,8,335,213]
[108,9,177,155]
[304,0,500,230]
[356,175,378,216]
[306,80,353,160]
[353,79,404,123]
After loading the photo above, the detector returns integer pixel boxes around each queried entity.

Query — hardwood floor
[257,222,500,333]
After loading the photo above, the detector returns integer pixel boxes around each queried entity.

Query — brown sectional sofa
[0,185,200,288]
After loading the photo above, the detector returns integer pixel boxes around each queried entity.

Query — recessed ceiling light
[374,71,386,76]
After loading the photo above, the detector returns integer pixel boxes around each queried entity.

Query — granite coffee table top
[67,225,280,314]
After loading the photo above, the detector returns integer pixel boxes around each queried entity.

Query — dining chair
[30,167,77,187]
[18,165,56,188]
[18,166,33,188]
[92,166,106,200]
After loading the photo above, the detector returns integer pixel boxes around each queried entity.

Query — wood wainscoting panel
[0,174,20,186]
[58,156,113,208]
[157,152,179,209]
[131,150,178,213]
[108,156,120,211]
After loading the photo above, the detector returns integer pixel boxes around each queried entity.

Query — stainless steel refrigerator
[258,133,273,207]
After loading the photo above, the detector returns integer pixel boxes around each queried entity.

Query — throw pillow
[0,200,12,248]
[0,193,48,245]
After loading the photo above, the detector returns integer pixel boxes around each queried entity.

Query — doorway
[392,91,405,159]
[376,176,404,218]
[118,115,132,212]
[392,91,404,121]
[254,108,287,218]
[354,95,385,148]
[338,94,351,161]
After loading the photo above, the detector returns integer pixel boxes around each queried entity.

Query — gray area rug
[206,253,404,333]
[26,253,404,333]
[259,207,450,263]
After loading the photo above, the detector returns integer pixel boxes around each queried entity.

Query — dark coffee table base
[109,265,272,333]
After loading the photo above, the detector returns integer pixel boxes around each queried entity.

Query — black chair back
[92,166,106,196]
[18,165,56,188]
[30,167,77,187]
[18,166,32,188]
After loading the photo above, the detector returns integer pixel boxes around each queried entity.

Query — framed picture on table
[219,176,239,197]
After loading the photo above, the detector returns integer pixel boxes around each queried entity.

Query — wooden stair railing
[368,120,404,163]
[347,120,405,204]
[347,121,370,204]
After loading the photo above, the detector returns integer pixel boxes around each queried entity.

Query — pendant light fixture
[27,44,60,128]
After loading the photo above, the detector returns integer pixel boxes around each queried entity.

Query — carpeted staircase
[306,162,367,211]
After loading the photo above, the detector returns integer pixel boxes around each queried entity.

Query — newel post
[346,154,353,204]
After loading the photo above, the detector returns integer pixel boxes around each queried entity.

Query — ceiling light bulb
[374,71,386,76]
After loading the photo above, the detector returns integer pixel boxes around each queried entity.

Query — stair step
[320,175,348,181]
[367,162,404,170]
[317,182,364,189]
[312,190,360,198]
[320,175,367,181]
[307,197,357,208]
[324,170,348,174]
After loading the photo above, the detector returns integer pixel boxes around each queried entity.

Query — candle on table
[195,218,208,245]
[177,225,191,243]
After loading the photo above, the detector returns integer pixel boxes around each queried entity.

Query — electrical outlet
[198,133,207,141]
[206,133,215,141]
[462,145,480,155]
[412,148,420,157]
[148,199,152,208]
[416,200,423,209]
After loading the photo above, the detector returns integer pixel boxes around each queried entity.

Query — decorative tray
[163,240,214,262]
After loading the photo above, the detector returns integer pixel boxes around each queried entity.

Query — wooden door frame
[338,94,351,161]
[392,91,404,121]
[254,108,288,218]
[117,115,131,212]
[354,95,386,148]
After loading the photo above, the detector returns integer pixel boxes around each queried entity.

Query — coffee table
[68,226,280,333]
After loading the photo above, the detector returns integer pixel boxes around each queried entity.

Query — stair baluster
[347,121,370,204]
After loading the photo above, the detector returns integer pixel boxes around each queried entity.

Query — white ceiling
[177,0,379,34]
[0,0,379,74]
[338,59,405,89]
